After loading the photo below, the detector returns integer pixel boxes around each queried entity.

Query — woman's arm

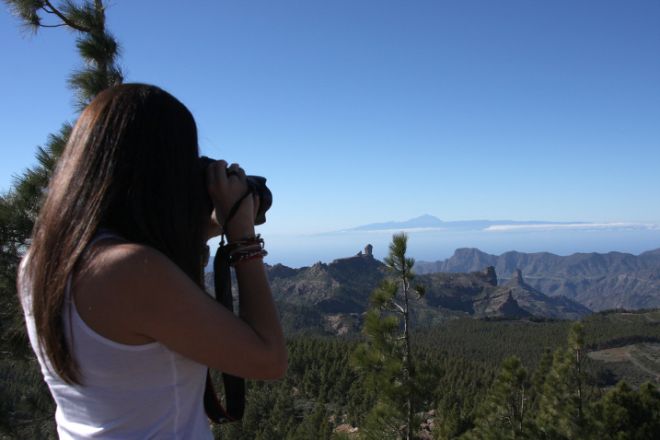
[76,242,286,380]
[74,159,286,379]
[204,159,287,376]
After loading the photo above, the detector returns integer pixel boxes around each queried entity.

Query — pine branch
[37,22,66,27]
[388,300,405,315]
[41,0,90,32]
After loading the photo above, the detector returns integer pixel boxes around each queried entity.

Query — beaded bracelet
[228,243,262,258]
[230,249,268,266]
[224,234,264,252]
[221,234,268,266]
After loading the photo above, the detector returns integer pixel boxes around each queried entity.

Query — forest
[2,306,659,439]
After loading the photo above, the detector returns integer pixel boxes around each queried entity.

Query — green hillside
[4,308,658,438]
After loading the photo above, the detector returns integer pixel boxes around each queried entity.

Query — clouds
[338,216,660,234]
[483,222,660,233]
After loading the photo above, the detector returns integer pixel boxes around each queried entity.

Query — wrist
[224,234,267,267]
[233,253,266,267]
[226,226,256,243]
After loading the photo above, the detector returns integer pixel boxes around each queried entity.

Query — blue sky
[2,0,659,242]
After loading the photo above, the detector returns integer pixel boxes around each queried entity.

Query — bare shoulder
[75,238,286,379]
[82,240,175,277]
[73,240,200,345]
[76,239,204,314]
[77,240,192,296]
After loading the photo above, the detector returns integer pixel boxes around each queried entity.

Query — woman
[18,84,287,439]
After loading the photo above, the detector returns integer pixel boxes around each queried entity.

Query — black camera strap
[203,239,246,423]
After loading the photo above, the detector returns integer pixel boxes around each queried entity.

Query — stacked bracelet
[225,234,268,266]
[231,249,268,266]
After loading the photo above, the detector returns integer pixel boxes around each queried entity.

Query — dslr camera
[200,156,272,225]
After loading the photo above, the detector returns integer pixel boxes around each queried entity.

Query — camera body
[200,156,272,225]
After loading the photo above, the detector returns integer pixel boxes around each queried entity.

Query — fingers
[235,166,246,181]
[227,163,247,183]
[207,160,248,195]
[205,161,252,230]
[206,160,228,195]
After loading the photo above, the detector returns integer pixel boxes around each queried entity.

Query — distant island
[339,214,657,233]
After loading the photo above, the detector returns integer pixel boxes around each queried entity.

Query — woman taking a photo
[19,83,287,439]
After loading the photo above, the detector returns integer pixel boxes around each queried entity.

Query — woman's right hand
[206,160,258,241]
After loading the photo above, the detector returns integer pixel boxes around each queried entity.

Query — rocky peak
[510,268,525,286]
[497,290,531,318]
[364,244,373,257]
[356,244,374,258]
[308,261,328,275]
[266,263,298,279]
[482,266,498,286]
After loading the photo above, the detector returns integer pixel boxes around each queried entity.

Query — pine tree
[5,0,123,109]
[290,402,332,440]
[535,322,591,439]
[433,401,466,440]
[590,381,660,440]
[352,233,425,440]
[1,0,123,340]
[529,348,553,413]
[466,356,531,439]
[1,0,123,248]
[1,1,123,436]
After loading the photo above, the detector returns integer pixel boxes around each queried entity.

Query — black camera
[200,156,272,225]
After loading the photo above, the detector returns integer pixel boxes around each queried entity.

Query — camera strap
[203,237,246,424]
[223,189,253,230]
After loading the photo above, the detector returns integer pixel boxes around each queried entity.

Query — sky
[1,0,660,264]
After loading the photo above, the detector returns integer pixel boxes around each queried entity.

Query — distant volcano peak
[414,214,442,221]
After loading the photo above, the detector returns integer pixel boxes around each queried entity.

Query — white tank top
[19,232,213,439]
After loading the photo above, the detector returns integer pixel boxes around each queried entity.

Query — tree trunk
[576,347,582,422]
[402,276,413,440]
[519,386,525,435]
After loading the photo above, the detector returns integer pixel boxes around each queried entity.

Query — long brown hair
[25,84,207,384]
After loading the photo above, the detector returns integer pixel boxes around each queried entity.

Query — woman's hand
[206,160,258,241]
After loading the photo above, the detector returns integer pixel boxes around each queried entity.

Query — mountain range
[206,248,592,335]
[415,247,660,311]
